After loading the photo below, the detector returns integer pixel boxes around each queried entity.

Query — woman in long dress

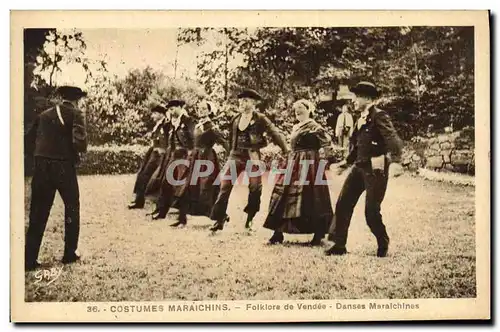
[168,101,230,227]
[263,99,336,246]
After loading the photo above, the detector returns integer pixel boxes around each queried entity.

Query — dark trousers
[25,157,80,265]
[210,150,262,222]
[173,193,189,222]
[331,163,390,248]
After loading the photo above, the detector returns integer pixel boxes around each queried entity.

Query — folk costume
[168,109,230,227]
[263,101,336,245]
[128,105,170,209]
[24,86,88,270]
[209,89,289,232]
[325,82,403,257]
[151,100,195,221]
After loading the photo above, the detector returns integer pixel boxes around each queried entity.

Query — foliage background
[23,27,474,173]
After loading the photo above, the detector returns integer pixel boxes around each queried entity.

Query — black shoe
[209,222,224,232]
[170,220,187,227]
[128,202,144,209]
[309,233,325,246]
[25,261,41,271]
[377,247,389,257]
[324,245,347,256]
[245,217,254,230]
[152,209,167,220]
[268,232,284,245]
[377,237,390,257]
[62,254,81,264]
[209,216,228,232]
[146,208,159,216]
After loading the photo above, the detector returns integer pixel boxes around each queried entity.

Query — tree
[228,26,474,139]
[178,28,250,102]
[82,67,206,146]
[32,29,107,88]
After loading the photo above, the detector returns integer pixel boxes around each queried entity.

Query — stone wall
[402,127,475,175]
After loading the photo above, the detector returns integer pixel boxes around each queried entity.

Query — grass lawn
[23,171,476,301]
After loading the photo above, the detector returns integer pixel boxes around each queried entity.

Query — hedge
[65,144,345,176]
[77,144,150,175]
[25,129,474,177]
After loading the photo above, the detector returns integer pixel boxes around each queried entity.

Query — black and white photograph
[10,10,490,322]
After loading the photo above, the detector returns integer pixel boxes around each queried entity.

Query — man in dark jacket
[151,99,195,220]
[24,85,88,271]
[128,104,170,209]
[209,89,289,232]
[325,81,403,258]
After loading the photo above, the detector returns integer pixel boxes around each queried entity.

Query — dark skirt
[172,147,222,216]
[144,147,170,200]
[133,147,166,197]
[263,150,333,234]
[150,147,190,206]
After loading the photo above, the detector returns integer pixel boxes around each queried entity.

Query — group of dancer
[24,80,403,271]
[126,81,404,257]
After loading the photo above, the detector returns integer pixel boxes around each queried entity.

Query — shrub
[71,143,346,176]
[77,145,150,175]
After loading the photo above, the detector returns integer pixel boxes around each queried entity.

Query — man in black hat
[128,104,170,209]
[325,81,403,258]
[24,85,88,271]
[151,99,195,220]
[209,89,289,232]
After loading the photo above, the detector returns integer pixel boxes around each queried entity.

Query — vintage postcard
[10,10,490,322]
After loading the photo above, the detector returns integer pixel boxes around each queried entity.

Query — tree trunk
[49,36,59,87]
[223,28,229,101]
[412,43,420,104]
[174,29,180,79]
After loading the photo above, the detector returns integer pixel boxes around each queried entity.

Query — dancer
[24,86,88,270]
[168,100,230,227]
[151,99,195,220]
[325,81,403,257]
[209,88,289,232]
[263,99,337,246]
[128,104,170,210]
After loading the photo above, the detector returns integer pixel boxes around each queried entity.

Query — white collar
[360,102,375,118]
[171,110,187,128]
[356,103,375,129]
[359,109,369,119]
[152,119,164,132]
[293,118,313,131]
[171,116,181,129]
[171,109,188,120]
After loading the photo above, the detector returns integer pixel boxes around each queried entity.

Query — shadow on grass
[282,240,328,248]
[189,224,213,231]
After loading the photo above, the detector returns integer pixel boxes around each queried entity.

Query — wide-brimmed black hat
[349,81,379,98]
[237,89,263,101]
[151,104,168,113]
[165,99,186,109]
[55,85,87,101]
